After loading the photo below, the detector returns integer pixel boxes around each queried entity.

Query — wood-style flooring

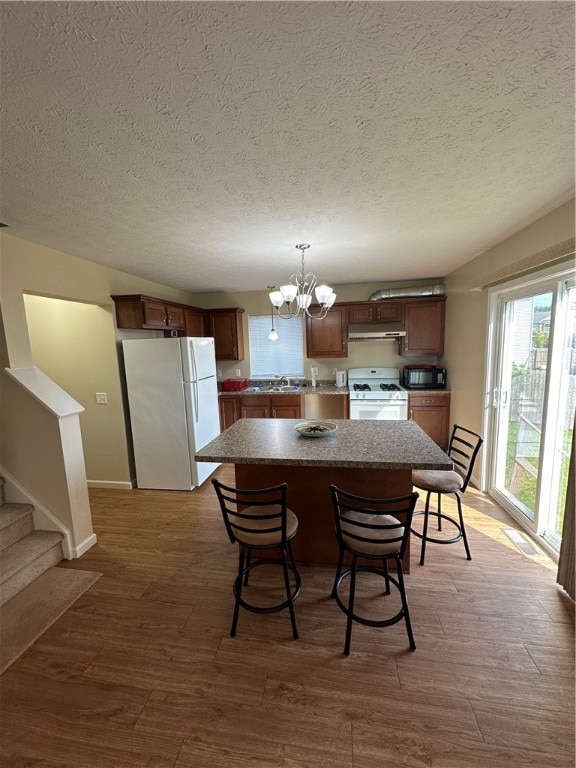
[1,463,574,767]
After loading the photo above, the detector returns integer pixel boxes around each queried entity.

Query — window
[248,315,304,378]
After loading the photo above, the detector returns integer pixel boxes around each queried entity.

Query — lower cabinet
[408,392,451,451]
[219,396,240,431]
[219,394,302,430]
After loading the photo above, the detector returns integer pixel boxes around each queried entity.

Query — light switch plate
[95,392,108,404]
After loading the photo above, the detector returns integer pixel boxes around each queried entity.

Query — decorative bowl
[294,420,338,437]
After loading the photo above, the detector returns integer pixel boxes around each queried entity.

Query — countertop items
[196,418,451,470]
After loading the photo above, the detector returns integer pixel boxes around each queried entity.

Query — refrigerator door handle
[193,379,199,422]
[190,341,199,384]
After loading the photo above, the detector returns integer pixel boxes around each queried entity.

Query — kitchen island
[196,418,452,568]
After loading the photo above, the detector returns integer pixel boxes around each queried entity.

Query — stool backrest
[330,485,418,559]
[448,425,483,492]
[212,478,289,546]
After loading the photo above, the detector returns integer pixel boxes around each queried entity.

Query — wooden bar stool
[212,478,301,639]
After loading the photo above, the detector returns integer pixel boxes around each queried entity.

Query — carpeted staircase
[0,477,100,673]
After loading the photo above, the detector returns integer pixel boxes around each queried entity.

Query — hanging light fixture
[267,289,278,340]
[269,243,336,320]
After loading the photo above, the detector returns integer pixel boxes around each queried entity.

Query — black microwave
[403,365,447,389]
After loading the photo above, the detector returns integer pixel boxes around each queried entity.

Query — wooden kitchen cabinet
[206,308,245,360]
[347,300,404,324]
[399,298,446,356]
[112,294,189,332]
[219,396,240,431]
[305,305,348,358]
[184,307,205,337]
[408,392,451,450]
[237,394,302,420]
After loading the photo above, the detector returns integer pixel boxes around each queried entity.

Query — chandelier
[268,244,337,320]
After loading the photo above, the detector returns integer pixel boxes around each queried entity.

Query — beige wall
[23,295,132,486]
[444,199,575,483]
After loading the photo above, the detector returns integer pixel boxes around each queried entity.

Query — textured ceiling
[1,1,574,293]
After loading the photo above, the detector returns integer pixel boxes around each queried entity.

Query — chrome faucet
[274,375,301,387]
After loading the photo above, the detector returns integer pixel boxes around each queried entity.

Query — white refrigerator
[122,337,221,490]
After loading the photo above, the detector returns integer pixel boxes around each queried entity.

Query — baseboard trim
[73,532,98,558]
[87,479,135,490]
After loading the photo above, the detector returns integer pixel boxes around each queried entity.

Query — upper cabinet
[184,307,205,337]
[112,295,245,361]
[306,297,445,359]
[347,300,404,324]
[399,298,446,356]
[112,295,187,331]
[205,308,245,361]
[305,305,349,358]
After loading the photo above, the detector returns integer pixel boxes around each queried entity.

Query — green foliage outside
[505,421,571,535]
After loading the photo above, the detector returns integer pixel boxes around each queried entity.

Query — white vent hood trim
[348,324,407,341]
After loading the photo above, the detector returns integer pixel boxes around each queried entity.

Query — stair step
[0,503,35,551]
[0,566,101,674]
[0,531,64,606]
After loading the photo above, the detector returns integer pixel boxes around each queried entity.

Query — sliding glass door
[489,265,575,554]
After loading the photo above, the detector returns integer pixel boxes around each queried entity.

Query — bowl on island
[294,420,338,437]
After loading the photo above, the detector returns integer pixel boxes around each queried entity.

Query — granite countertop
[219,384,348,396]
[196,418,452,470]
[404,389,451,395]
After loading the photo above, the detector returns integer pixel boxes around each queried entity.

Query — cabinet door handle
[409,410,413,419]
[271,409,276,418]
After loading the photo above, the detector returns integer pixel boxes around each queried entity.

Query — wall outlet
[95,392,108,404]
[332,368,337,375]
[235,368,241,378]
[217,369,223,378]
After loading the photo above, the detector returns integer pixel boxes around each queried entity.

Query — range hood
[348,324,407,341]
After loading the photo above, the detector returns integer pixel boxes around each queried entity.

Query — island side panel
[234,463,412,570]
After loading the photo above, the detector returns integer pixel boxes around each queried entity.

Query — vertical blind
[248,315,305,377]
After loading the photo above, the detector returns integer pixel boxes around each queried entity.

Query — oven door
[349,399,408,420]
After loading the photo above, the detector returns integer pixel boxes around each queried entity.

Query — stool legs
[418,490,472,565]
[456,493,472,560]
[231,544,301,639]
[396,557,416,651]
[344,555,358,656]
[281,547,299,640]
[419,491,432,565]
[231,546,247,637]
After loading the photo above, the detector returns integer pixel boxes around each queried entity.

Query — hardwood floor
[1,463,574,767]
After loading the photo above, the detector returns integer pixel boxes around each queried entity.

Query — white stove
[348,367,409,420]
